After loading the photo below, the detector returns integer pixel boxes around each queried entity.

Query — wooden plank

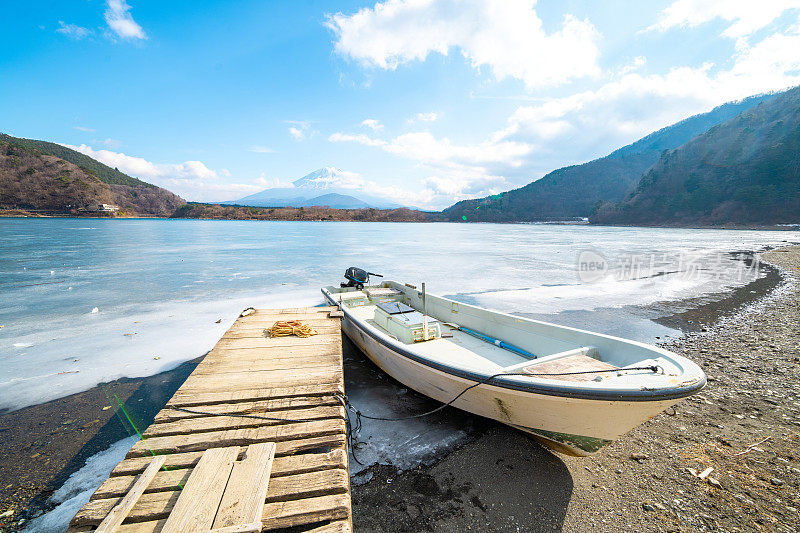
[179,368,342,389]
[175,377,342,395]
[154,396,340,422]
[128,419,346,457]
[305,520,351,533]
[235,308,335,319]
[176,376,343,392]
[167,383,344,407]
[92,456,165,532]
[94,515,352,533]
[113,434,345,476]
[228,318,340,331]
[213,443,275,530]
[96,520,165,533]
[160,447,239,532]
[265,468,349,503]
[174,378,343,396]
[215,336,341,349]
[193,353,341,371]
[262,493,350,530]
[74,470,349,526]
[198,347,341,365]
[96,450,346,499]
[189,357,342,374]
[144,406,345,437]
[523,353,618,382]
[255,306,336,314]
[235,312,337,323]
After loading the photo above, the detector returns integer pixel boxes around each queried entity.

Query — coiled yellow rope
[266,320,318,338]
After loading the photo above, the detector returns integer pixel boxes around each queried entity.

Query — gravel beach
[352,246,800,532]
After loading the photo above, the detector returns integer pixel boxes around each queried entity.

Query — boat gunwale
[321,288,706,403]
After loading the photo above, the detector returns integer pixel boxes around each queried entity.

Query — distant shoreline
[2,208,798,230]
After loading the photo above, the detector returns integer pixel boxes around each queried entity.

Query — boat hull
[340,314,676,456]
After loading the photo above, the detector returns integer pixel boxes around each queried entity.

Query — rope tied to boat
[165,365,660,465]
[265,320,318,338]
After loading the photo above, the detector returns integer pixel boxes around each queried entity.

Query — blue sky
[2,1,800,208]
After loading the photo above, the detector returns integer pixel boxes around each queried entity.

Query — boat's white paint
[323,281,705,455]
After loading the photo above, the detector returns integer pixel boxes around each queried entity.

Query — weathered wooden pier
[69,306,352,532]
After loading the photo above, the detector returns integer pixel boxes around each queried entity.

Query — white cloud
[330,130,531,171]
[286,121,315,141]
[327,0,601,90]
[56,22,92,40]
[253,174,293,188]
[62,144,259,201]
[415,112,439,122]
[618,56,647,76]
[382,132,531,169]
[104,0,146,40]
[96,138,122,149]
[360,118,384,131]
[248,145,276,153]
[328,132,388,147]
[329,129,527,202]
[73,126,95,133]
[649,0,800,38]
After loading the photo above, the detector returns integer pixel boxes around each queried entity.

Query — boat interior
[324,282,682,385]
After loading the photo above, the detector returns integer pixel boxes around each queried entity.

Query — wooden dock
[68,306,352,532]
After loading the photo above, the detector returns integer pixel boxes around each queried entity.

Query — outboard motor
[341,267,382,290]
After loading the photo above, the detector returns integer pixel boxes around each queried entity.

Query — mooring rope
[265,320,318,338]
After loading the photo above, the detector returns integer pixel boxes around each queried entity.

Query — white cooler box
[374,302,440,343]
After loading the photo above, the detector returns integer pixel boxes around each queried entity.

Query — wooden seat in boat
[523,354,618,382]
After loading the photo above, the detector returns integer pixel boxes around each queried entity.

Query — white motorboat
[323,268,706,456]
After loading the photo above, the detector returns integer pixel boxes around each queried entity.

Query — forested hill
[592,87,800,226]
[442,93,776,222]
[0,134,185,216]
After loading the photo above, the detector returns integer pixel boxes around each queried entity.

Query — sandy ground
[351,246,800,532]
[1,247,798,532]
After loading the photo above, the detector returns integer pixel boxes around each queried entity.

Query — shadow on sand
[343,334,573,531]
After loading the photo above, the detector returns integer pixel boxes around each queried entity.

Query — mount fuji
[226,167,403,209]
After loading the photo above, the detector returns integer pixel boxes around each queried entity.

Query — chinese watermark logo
[576,249,762,284]
[577,249,608,283]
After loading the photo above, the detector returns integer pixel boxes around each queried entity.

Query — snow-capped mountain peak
[292,167,363,190]
[226,167,403,209]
